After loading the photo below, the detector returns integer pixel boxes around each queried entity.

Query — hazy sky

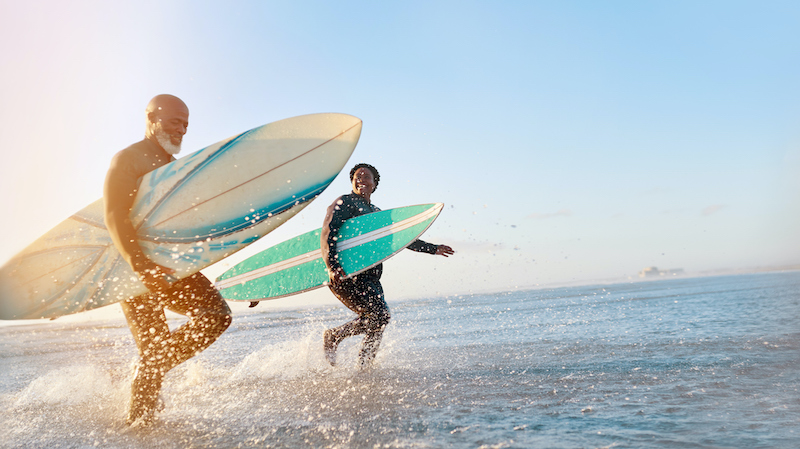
[1,0,798,306]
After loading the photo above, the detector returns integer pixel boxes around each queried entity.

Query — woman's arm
[321,196,350,283]
[407,240,454,257]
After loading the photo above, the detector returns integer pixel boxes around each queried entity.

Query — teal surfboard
[215,203,444,300]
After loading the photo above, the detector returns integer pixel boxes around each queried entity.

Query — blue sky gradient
[1,1,798,304]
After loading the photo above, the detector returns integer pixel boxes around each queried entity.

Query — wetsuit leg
[325,275,390,367]
[120,291,168,425]
[158,272,232,371]
[121,272,231,424]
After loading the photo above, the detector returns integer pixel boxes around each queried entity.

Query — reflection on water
[1,271,798,448]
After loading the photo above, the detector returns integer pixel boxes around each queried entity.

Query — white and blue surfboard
[0,113,362,320]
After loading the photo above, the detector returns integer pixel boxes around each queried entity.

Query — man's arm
[104,152,173,292]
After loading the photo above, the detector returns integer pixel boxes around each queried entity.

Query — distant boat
[639,266,684,278]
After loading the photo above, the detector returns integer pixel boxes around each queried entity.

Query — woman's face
[352,167,376,198]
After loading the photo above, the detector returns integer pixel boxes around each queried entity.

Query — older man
[104,95,231,425]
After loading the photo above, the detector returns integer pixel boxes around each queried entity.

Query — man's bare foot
[126,363,163,426]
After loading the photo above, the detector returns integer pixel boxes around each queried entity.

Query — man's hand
[435,245,455,257]
[135,261,176,293]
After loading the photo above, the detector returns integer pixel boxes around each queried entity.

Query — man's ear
[147,111,159,125]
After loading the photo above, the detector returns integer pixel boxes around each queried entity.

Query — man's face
[151,103,189,154]
[352,167,376,197]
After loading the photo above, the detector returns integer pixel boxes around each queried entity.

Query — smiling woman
[320,163,454,368]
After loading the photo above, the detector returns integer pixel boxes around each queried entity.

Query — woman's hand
[328,266,347,287]
[435,245,455,257]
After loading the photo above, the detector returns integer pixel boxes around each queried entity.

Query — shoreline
[2,265,798,329]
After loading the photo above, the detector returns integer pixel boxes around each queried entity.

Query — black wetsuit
[104,138,231,423]
[321,193,437,365]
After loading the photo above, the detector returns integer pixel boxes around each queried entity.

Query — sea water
[1,271,798,448]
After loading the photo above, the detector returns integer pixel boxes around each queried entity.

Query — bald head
[145,95,189,155]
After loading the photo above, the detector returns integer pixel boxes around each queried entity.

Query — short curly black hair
[349,163,380,190]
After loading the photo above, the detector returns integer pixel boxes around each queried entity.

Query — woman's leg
[325,276,390,367]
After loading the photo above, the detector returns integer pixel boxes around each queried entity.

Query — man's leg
[120,293,170,425]
[121,272,231,424]
[159,272,232,373]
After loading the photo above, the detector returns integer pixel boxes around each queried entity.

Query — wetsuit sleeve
[321,196,351,273]
[103,151,150,272]
[407,239,439,255]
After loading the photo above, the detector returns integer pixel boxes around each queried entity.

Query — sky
[1,0,799,309]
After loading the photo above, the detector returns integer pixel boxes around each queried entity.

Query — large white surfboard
[0,113,362,320]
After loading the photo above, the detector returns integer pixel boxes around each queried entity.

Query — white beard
[155,127,182,155]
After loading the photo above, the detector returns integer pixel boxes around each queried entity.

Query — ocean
[1,271,798,448]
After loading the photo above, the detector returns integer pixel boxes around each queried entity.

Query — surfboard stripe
[138,181,332,243]
[215,205,440,290]
[151,120,362,229]
[216,249,323,290]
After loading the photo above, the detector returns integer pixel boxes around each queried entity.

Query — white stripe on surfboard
[216,205,441,290]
